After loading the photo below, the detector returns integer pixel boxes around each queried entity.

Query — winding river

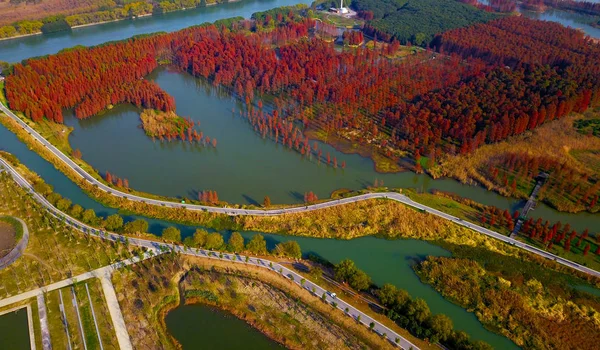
[0,119,519,348]
[1,2,600,349]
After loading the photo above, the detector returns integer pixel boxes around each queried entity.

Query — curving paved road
[0,158,419,350]
[1,109,599,279]
[1,101,398,216]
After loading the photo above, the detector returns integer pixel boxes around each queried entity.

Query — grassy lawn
[35,119,74,156]
[45,290,70,349]
[0,80,6,105]
[315,12,364,28]
[402,188,506,227]
[60,287,85,350]
[29,300,43,350]
[570,149,600,174]
[0,171,134,298]
[73,283,100,350]
[83,279,119,349]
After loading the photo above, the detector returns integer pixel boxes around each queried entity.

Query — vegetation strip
[0,161,421,349]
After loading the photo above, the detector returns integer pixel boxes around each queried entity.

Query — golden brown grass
[181,259,400,350]
[432,111,600,199]
[114,254,427,350]
[417,256,600,350]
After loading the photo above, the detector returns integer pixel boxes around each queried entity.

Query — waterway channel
[0,120,519,348]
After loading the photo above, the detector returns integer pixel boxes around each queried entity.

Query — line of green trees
[332,259,492,349]
[29,174,302,259]
[352,0,498,46]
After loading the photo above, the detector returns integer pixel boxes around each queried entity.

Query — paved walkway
[0,125,598,279]
[37,293,52,350]
[26,303,37,350]
[0,255,152,309]
[98,269,133,350]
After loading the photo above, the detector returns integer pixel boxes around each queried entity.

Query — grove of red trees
[5,14,600,169]
[486,152,600,211]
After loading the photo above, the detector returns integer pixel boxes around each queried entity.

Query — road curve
[1,106,599,279]
[0,157,419,350]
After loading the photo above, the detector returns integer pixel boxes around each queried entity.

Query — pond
[166,304,284,349]
[61,67,600,232]
[0,308,31,350]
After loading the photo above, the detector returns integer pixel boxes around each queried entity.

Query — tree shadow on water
[242,194,259,206]
[288,191,304,202]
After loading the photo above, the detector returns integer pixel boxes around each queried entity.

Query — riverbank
[0,3,218,43]
[3,121,600,279]
[416,254,600,349]
[0,31,41,43]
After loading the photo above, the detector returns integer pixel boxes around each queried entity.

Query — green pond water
[166,304,284,349]
[61,67,600,233]
[0,309,30,350]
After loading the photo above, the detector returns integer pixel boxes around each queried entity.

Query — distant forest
[353,0,498,46]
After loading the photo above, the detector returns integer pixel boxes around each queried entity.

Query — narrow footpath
[36,293,52,350]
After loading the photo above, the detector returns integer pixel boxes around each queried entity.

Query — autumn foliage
[485,152,599,212]
[5,14,600,170]
[6,36,175,122]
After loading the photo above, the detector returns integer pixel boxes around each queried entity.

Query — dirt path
[0,222,15,258]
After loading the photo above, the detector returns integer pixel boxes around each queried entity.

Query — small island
[140,109,215,145]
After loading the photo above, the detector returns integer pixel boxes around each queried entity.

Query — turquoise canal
[166,304,283,349]
[0,308,30,350]
[0,121,520,348]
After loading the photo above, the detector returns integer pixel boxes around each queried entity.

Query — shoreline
[0,12,155,43]
[70,12,153,30]
[0,2,234,44]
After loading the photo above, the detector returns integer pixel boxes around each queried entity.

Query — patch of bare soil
[0,221,15,258]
